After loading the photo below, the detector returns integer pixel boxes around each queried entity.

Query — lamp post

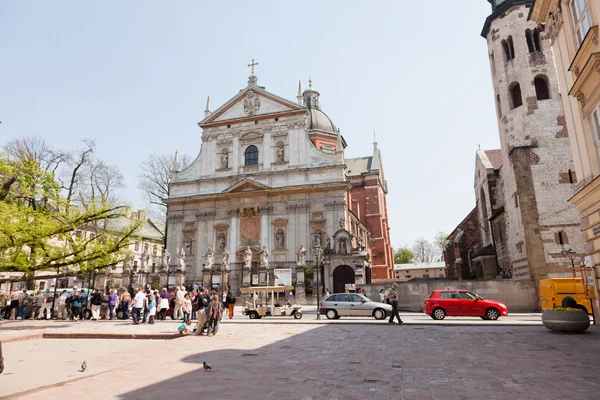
[562,248,578,298]
[314,244,323,320]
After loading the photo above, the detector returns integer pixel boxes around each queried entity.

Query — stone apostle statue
[243,246,253,269]
[177,246,186,271]
[203,245,215,270]
[296,245,307,267]
[275,229,285,249]
[259,246,270,269]
[222,250,230,272]
[161,249,171,269]
[140,249,150,273]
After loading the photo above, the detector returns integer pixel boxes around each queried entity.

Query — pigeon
[81,361,87,372]
[203,361,212,370]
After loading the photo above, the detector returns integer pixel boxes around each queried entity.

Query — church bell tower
[478,0,585,281]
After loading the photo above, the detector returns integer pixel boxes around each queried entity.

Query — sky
[0,0,501,249]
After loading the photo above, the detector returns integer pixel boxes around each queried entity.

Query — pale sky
[0,1,500,248]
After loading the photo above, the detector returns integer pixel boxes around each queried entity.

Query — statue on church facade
[222,250,230,272]
[220,151,228,169]
[217,233,226,252]
[339,218,345,229]
[357,235,364,250]
[314,231,322,247]
[259,246,270,269]
[296,245,307,267]
[203,245,215,270]
[243,246,253,269]
[326,236,331,251]
[160,249,171,269]
[140,249,150,273]
[177,246,186,271]
[339,238,347,254]
[275,229,285,249]
[276,146,284,163]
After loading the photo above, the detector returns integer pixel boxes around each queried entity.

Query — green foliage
[0,139,141,279]
[305,266,314,285]
[394,247,414,264]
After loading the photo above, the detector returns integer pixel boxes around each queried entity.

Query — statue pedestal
[96,273,107,290]
[159,270,168,288]
[242,269,251,286]
[202,268,211,288]
[258,268,269,286]
[122,273,132,289]
[174,270,185,288]
[295,267,305,298]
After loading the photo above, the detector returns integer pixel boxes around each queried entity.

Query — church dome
[308,108,337,134]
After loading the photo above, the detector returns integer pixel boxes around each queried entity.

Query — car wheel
[485,307,500,320]
[326,309,338,320]
[249,311,258,319]
[432,308,446,320]
[373,308,386,320]
[575,304,588,314]
[293,311,302,319]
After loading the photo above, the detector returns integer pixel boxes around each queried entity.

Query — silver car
[320,293,393,320]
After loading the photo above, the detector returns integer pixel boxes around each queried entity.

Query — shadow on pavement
[116,325,600,400]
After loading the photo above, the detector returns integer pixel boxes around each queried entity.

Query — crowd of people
[0,284,238,332]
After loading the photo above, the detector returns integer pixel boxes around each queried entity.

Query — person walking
[194,289,208,335]
[386,283,403,324]
[90,289,103,321]
[120,289,131,320]
[78,289,88,320]
[174,286,185,320]
[325,288,330,298]
[0,291,7,320]
[8,290,21,320]
[19,289,30,320]
[69,288,81,321]
[142,289,151,324]
[148,294,156,324]
[159,288,169,320]
[132,288,145,325]
[57,290,68,320]
[107,289,117,320]
[379,289,386,303]
[206,293,223,336]
[37,290,53,320]
[225,290,236,319]
[182,293,192,323]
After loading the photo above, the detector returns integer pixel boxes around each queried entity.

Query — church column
[259,205,272,285]
[228,209,241,290]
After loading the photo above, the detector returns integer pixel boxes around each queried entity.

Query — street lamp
[314,243,323,320]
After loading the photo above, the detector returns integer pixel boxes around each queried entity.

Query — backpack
[46,296,54,303]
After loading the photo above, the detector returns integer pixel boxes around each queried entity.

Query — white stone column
[229,212,239,255]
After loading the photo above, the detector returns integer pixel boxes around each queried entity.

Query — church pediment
[200,86,305,126]
[222,178,271,194]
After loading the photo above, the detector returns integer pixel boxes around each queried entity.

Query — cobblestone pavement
[1,323,599,400]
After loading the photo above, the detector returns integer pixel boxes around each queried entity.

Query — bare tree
[137,152,191,222]
[433,231,448,262]
[412,238,434,264]
[3,137,68,174]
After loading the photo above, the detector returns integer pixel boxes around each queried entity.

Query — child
[178,319,192,335]
[148,294,156,324]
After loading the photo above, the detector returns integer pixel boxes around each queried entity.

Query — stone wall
[361,279,539,313]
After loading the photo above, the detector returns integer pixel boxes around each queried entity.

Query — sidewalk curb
[3,334,43,344]
[0,368,118,400]
[41,332,184,340]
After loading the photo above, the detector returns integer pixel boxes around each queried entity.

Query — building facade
[530,0,600,313]
[476,0,585,284]
[394,262,447,281]
[165,72,394,298]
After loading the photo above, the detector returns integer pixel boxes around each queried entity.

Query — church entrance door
[333,265,355,294]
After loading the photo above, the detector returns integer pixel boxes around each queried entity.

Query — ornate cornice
[167,214,184,222]
[286,203,311,213]
[259,205,273,215]
[228,209,240,217]
[325,200,347,211]
[196,211,216,220]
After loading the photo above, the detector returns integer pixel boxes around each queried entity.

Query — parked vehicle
[539,278,594,314]
[240,286,302,319]
[424,290,508,320]
[319,293,392,320]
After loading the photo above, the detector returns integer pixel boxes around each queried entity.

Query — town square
[2,0,600,399]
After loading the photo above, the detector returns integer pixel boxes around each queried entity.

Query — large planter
[542,310,590,333]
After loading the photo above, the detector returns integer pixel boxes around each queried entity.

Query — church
[164,64,394,299]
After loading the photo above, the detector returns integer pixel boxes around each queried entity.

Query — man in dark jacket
[90,289,104,320]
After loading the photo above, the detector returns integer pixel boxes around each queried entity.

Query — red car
[424,290,508,320]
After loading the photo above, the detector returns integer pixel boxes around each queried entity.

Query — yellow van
[539,278,594,314]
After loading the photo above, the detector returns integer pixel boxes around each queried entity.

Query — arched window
[480,188,488,221]
[534,75,550,100]
[525,29,542,53]
[502,37,515,62]
[244,145,258,166]
[509,82,523,109]
[496,94,502,118]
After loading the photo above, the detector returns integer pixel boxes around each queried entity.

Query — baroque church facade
[164,70,394,298]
